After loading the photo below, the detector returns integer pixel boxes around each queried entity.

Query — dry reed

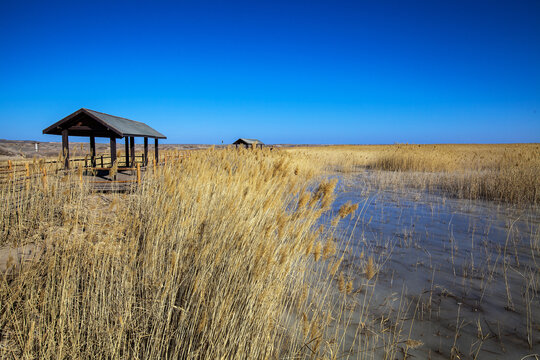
[0,147,355,359]
[286,143,540,204]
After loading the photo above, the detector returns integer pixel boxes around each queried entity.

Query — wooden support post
[124,136,129,167]
[101,155,104,167]
[62,129,69,169]
[136,163,141,185]
[90,136,96,167]
[144,137,149,166]
[130,136,135,168]
[25,163,30,177]
[110,137,117,166]
[154,138,159,164]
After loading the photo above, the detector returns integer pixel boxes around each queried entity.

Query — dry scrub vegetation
[286,143,540,204]
[0,148,364,359]
[1,144,538,359]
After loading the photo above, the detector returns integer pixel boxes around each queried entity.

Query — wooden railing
[0,152,152,170]
[0,162,143,188]
[0,150,191,188]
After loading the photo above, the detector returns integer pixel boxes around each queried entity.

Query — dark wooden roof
[233,138,264,145]
[43,108,167,139]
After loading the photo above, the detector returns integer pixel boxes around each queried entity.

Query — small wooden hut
[233,138,264,149]
[43,108,166,169]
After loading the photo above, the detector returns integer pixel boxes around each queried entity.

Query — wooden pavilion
[233,138,264,149]
[43,108,166,169]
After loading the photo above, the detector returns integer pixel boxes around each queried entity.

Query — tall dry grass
[2,143,537,358]
[286,144,540,204]
[0,147,358,359]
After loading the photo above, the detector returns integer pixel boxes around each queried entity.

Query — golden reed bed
[0,148,363,359]
[0,144,538,359]
[286,143,540,204]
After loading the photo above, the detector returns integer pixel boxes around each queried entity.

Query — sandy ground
[326,171,540,359]
[0,244,39,274]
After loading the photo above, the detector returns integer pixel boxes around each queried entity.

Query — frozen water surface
[324,171,540,359]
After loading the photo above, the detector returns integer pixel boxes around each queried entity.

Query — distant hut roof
[43,108,166,139]
[233,138,264,145]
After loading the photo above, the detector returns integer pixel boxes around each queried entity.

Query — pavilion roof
[43,108,166,139]
[233,138,264,145]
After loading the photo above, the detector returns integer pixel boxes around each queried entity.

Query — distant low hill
[0,139,298,160]
[0,139,72,159]
[0,140,225,160]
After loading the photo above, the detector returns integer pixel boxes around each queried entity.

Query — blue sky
[0,0,539,144]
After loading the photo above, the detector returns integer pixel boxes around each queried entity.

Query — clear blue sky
[0,0,539,144]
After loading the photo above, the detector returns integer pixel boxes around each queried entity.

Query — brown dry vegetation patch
[0,148,354,359]
[286,143,540,204]
[0,144,537,359]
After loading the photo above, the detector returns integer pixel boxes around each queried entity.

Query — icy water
[326,172,540,359]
